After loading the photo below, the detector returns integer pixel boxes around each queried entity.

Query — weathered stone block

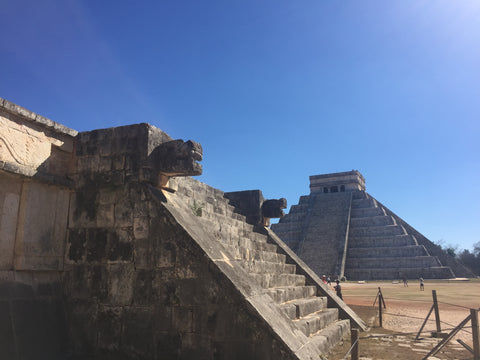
[111,154,125,170]
[66,228,87,263]
[114,199,133,227]
[156,241,177,268]
[0,189,20,269]
[96,204,115,227]
[121,307,154,357]
[132,270,153,305]
[133,237,155,269]
[98,156,112,171]
[107,229,133,262]
[85,228,108,262]
[133,216,149,239]
[172,306,194,332]
[155,333,181,359]
[108,264,134,306]
[97,305,122,352]
[133,200,149,217]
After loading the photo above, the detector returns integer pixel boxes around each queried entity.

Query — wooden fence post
[351,328,359,360]
[379,291,383,327]
[471,309,480,360]
[432,290,441,334]
[416,304,434,340]
[422,312,472,359]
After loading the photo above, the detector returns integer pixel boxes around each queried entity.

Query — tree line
[440,241,480,276]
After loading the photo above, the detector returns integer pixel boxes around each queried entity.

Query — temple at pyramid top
[310,170,365,193]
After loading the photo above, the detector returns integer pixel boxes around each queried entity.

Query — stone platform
[0,98,364,360]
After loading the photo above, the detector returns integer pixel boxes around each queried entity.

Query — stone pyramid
[271,171,472,280]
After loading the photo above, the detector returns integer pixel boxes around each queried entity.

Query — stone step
[307,320,350,355]
[266,285,317,303]
[294,308,339,337]
[286,206,309,217]
[176,188,250,225]
[270,224,304,242]
[274,212,304,223]
[271,221,303,232]
[348,245,428,258]
[351,191,366,200]
[200,205,247,226]
[351,198,376,209]
[350,206,385,218]
[178,193,245,224]
[197,216,267,246]
[224,236,278,253]
[195,218,243,243]
[248,231,269,243]
[298,195,311,205]
[347,256,441,269]
[348,234,418,248]
[240,260,297,275]
[349,224,406,237]
[223,244,287,264]
[345,266,455,280]
[280,297,328,320]
[251,273,306,288]
[349,215,396,228]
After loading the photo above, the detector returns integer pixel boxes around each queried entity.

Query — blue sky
[1,0,479,251]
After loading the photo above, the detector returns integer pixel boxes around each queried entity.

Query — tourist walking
[334,280,343,300]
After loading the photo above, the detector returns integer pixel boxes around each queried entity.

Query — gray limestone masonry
[271,172,472,281]
[0,98,365,360]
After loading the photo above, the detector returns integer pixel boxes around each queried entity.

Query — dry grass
[327,279,480,360]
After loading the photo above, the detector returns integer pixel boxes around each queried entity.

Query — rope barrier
[342,338,358,360]
[383,311,437,322]
[359,325,473,339]
[357,294,477,309]
[380,311,474,334]
[377,310,475,335]
[437,301,472,310]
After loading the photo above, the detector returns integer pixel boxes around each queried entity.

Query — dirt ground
[326,279,480,360]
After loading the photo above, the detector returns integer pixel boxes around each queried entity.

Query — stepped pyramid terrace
[271,171,473,281]
[0,98,365,360]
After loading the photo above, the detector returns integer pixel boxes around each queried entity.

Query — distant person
[403,276,408,287]
[334,280,343,300]
[322,275,327,284]
[419,277,424,291]
[327,276,332,285]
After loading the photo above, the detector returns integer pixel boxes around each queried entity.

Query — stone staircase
[345,191,454,280]
[165,177,362,358]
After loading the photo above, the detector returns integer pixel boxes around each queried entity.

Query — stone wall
[0,172,70,271]
[0,98,76,360]
[0,99,75,271]
[65,183,296,359]
[0,98,76,185]
[64,125,301,359]
[0,271,68,360]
